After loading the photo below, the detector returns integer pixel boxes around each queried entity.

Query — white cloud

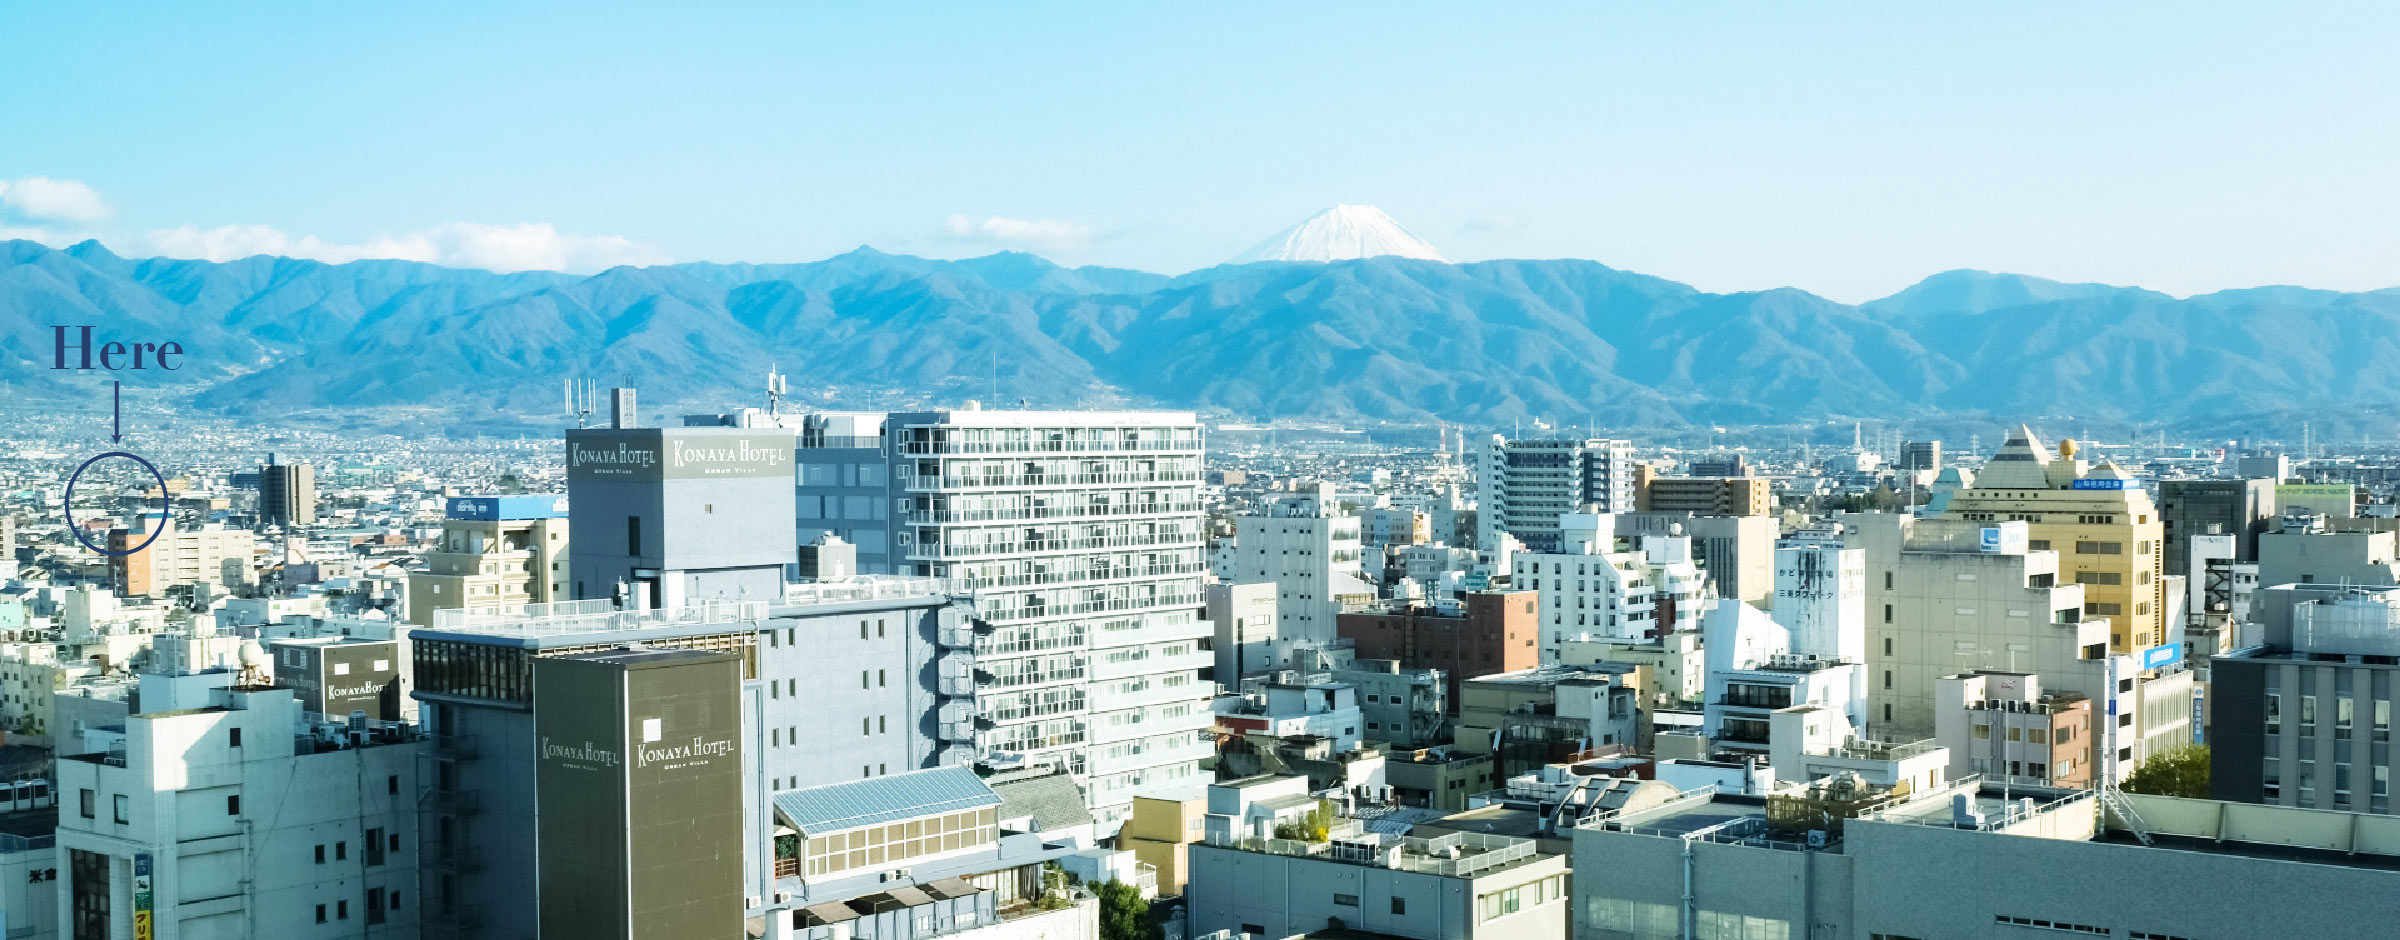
[0,177,111,222]
[143,221,666,273]
[943,213,1090,252]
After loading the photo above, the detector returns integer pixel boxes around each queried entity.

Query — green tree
[1095,879,1162,940]
[2122,744,2211,799]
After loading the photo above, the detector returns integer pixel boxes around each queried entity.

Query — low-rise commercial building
[1574,778,2400,940]
[1187,777,1569,940]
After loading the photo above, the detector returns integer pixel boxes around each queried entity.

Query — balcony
[1092,649,1213,681]
[1090,681,1205,712]
[1091,618,1211,649]
[1090,738,1213,775]
[902,502,1202,526]
[977,592,1203,623]
[976,629,1090,658]
[939,720,979,743]
[1091,706,1212,743]
[906,531,1202,561]
[976,692,1088,724]
[977,665,1089,691]
[909,470,1203,491]
[961,563,1205,591]
[900,437,1200,456]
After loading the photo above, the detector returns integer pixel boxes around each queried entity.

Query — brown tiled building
[1338,590,1538,707]
[1634,468,1773,516]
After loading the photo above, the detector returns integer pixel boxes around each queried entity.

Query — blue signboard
[2141,644,2182,670]
[446,494,569,521]
[1979,527,2001,552]
[2071,478,2132,491]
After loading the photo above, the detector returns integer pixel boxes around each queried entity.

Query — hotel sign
[567,431,795,482]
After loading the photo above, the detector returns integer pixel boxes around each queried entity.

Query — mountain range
[5,236,2399,429]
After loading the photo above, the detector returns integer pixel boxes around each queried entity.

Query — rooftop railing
[426,598,768,637]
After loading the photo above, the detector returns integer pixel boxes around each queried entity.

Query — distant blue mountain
[4,239,2398,426]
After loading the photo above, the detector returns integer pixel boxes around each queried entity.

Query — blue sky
[4,3,2397,301]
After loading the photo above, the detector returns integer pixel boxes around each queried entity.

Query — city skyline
[3,4,2399,301]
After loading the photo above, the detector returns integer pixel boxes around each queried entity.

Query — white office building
[1511,513,1705,662]
[1474,436,1635,554]
[54,682,421,940]
[1234,482,1374,656]
[793,408,1216,830]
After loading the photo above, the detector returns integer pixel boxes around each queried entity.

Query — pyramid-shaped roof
[1973,424,2054,489]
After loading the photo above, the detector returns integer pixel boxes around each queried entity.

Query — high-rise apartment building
[108,513,252,597]
[407,495,571,625]
[1931,426,2166,652]
[793,407,1214,830]
[1234,481,1373,656]
[1634,473,1773,516]
[1474,436,1635,553]
[257,453,316,528]
[1901,439,1943,474]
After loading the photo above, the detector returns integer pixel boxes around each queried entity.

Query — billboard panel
[567,430,795,482]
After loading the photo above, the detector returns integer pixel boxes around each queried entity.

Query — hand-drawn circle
[63,451,170,557]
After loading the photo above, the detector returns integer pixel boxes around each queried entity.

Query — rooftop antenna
[766,366,788,417]
[568,377,596,429]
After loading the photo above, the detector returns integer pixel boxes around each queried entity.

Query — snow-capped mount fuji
[1228,204,1449,264]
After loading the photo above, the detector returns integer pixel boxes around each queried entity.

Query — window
[366,828,385,866]
[627,515,643,555]
[112,795,127,825]
[317,905,328,924]
[228,795,240,815]
[1883,637,1893,656]
[1883,604,1893,624]
[1391,897,1407,914]
[78,789,93,819]
[1333,893,1359,906]
[336,841,348,861]
[388,775,399,796]
[230,727,242,747]
[338,900,349,920]
[317,845,327,864]
[2074,541,2123,555]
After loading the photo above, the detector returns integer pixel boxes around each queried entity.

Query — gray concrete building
[792,407,1214,831]
[566,416,798,608]
[1574,778,2400,940]
[409,577,976,940]
[2213,584,2400,815]
[1186,775,1568,940]
[1619,511,1777,606]
[2159,477,2276,576]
